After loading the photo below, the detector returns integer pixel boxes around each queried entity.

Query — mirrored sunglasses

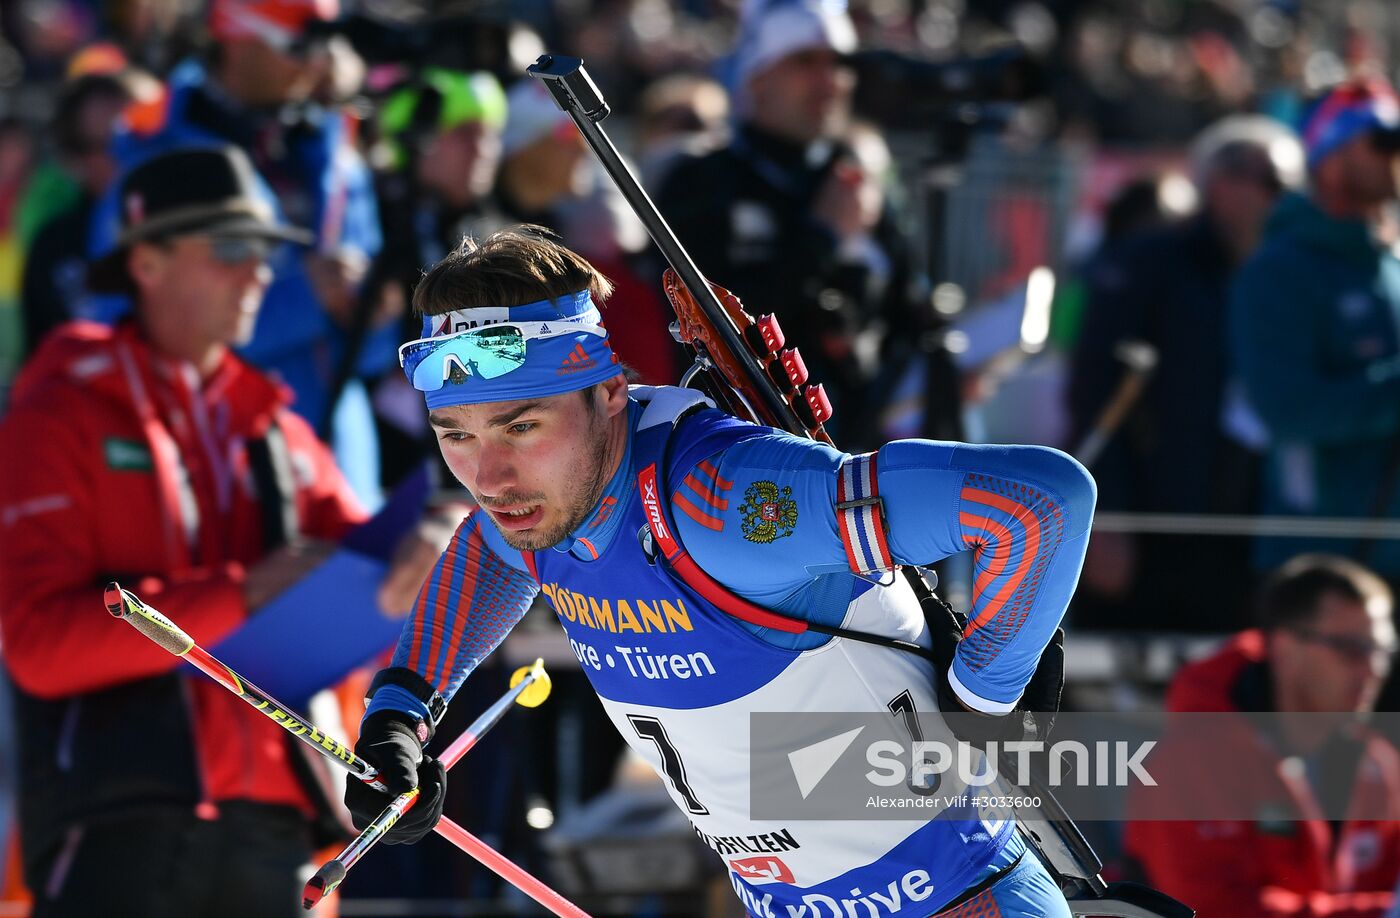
[398,320,606,392]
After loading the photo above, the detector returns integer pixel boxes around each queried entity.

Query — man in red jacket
[0,146,437,917]
[1125,554,1400,917]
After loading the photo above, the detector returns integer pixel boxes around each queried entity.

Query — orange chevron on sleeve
[959,513,1017,631]
[674,491,725,530]
[683,472,730,510]
[962,488,1043,579]
[696,459,734,490]
[959,485,1043,634]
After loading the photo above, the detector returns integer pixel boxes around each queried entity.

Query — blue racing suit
[372,387,1093,916]
[88,60,393,505]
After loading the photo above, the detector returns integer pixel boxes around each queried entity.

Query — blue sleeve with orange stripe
[671,435,1095,712]
[366,511,539,723]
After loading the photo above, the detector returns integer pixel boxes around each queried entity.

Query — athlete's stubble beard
[490,394,615,553]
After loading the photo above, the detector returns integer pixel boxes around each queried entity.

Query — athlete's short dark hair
[413,225,614,317]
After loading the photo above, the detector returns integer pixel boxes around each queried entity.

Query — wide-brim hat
[87,145,313,293]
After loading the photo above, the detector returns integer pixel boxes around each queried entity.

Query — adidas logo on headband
[557,343,598,374]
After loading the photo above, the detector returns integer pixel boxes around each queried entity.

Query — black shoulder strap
[245,419,300,551]
[245,419,354,843]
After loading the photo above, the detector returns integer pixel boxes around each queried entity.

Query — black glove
[922,583,1064,751]
[344,709,447,845]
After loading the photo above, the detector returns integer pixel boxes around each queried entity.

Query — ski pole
[105,583,592,918]
[104,582,384,786]
[303,659,552,907]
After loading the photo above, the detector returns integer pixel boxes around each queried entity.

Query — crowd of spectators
[3,0,1400,914]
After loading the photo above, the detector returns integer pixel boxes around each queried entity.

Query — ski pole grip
[104,581,195,656]
[302,860,346,909]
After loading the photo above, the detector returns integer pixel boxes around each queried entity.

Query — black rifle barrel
[525,54,801,436]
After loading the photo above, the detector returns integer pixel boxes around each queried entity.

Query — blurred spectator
[1100,178,1180,245]
[634,72,730,187]
[21,68,148,358]
[1230,77,1400,579]
[558,0,727,114]
[0,146,443,916]
[496,78,682,386]
[656,0,926,447]
[89,0,392,507]
[1048,175,1180,353]
[496,79,590,228]
[101,0,202,75]
[1057,5,1256,144]
[375,67,506,228]
[1070,115,1304,631]
[1125,554,1400,917]
[6,1,99,82]
[11,48,133,255]
[11,45,137,223]
[367,67,509,488]
[3,145,353,916]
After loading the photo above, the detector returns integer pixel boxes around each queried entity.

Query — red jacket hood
[12,321,292,437]
[1164,629,1267,713]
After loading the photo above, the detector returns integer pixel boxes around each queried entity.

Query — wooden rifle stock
[662,270,834,440]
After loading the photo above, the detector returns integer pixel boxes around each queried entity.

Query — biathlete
[344,227,1094,917]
